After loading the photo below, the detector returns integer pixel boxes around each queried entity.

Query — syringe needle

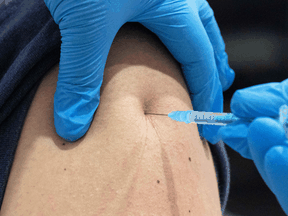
[145,113,168,116]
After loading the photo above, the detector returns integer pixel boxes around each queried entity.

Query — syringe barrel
[187,110,239,125]
[168,110,240,125]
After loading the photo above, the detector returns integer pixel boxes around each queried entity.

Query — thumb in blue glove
[218,79,288,158]
[44,0,234,142]
[248,117,288,215]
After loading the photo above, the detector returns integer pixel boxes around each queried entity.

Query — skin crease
[0,22,221,216]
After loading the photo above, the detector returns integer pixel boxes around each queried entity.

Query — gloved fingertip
[203,124,222,144]
[55,121,89,142]
[248,117,286,144]
[217,127,236,146]
[230,94,245,117]
[54,111,92,142]
[227,68,235,87]
[61,134,86,143]
[265,146,288,169]
[222,68,235,92]
[217,125,236,139]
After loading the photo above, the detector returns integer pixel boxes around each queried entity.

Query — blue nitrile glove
[218,79,288,215]
[43,0,235,142]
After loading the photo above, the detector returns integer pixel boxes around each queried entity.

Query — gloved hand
[218,79,288,215]
[43,0,235,142]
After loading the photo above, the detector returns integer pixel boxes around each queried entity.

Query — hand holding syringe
[146,104,288,139]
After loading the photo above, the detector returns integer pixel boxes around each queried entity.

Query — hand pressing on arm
[44,0,235,142]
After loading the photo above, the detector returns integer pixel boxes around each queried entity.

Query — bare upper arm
[0,22,221,216]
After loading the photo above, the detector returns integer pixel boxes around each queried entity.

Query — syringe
[167,110,240,126]
[146,110,244,125]
[145,104,288,137]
